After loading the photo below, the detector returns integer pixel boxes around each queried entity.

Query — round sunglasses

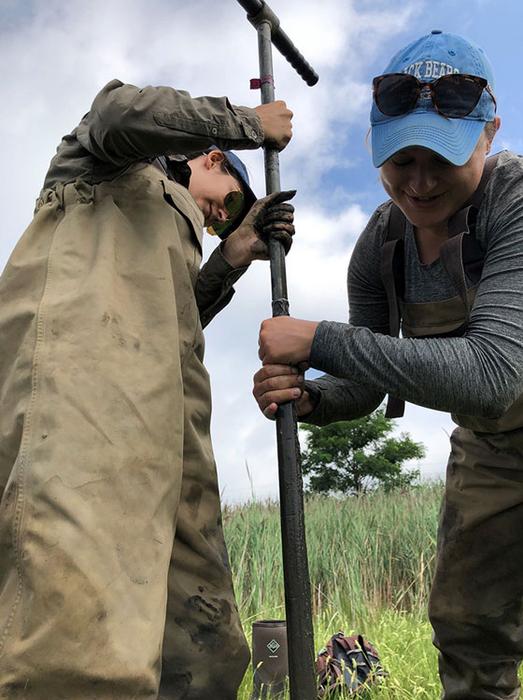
[207,189,245,238]
[372,72,497,119]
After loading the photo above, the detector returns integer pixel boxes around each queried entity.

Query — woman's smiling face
[379,128,494,233]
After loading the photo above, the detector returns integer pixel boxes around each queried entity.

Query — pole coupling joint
[272,298,290,317]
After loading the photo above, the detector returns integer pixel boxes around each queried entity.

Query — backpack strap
[333,634,359,653]
[380,153,499,420]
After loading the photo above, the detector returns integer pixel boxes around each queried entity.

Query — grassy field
[223,484,444,698]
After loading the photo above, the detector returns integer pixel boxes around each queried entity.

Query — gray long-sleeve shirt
[305,150,523,426]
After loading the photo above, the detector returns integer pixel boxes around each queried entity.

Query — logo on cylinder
[267,639,281,654]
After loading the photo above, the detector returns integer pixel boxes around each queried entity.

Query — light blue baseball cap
[371,30,497,167]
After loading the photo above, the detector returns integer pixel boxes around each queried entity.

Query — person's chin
[403,197,449,226]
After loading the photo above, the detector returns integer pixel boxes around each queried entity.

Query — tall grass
[223,484,442,624]
[223,484,444,699]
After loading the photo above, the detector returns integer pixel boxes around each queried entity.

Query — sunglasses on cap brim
[207,189,246,238]
[372,72,497,119]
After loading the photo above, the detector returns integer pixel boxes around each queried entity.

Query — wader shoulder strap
[381,204,406,418]
[381,203,407,337]
[440,153,500,312]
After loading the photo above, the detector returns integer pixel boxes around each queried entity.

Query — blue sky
[0,0,520,502]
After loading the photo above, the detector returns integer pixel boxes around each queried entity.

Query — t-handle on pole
[238,0,319,86]
[236,2,319,699]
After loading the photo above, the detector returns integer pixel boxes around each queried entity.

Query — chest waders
[382,153,523,700]
[236,2,319,698]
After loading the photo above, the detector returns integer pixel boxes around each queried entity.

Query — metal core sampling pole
[236,2,319,698]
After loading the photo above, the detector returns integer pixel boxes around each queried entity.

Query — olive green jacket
[0,78,263,497]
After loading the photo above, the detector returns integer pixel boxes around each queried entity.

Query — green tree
[300,410,425,495]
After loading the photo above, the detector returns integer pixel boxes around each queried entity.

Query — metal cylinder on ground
[251,620,289,699]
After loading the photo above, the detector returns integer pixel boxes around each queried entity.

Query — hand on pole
[252,363,315,420]
[222,190,296,267]
[255,101,293,150]
[258,316,319,365]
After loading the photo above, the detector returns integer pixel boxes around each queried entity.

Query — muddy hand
[222,190,296,267]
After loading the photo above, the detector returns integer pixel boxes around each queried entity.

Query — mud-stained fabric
[0,80,259,699]
[429,427,523,700]
[0,167,248,699]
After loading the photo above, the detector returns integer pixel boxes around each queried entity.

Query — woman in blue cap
[254,30,523,699]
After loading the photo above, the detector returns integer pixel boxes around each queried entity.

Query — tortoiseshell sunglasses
[372,72,497,118]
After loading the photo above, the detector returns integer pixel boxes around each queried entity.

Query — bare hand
[253,364,314,419]
[222,190,296,267]
[255,101,293,150]
[258,317,319,365]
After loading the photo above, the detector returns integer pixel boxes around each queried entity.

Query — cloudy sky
[1,0,521,503]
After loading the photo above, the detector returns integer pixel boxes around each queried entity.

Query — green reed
[225,484,523,698]
[223,483,442,624]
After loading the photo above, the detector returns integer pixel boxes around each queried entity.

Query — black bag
[316,632,386,696]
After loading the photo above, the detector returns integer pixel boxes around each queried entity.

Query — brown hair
[484,120,497,142]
